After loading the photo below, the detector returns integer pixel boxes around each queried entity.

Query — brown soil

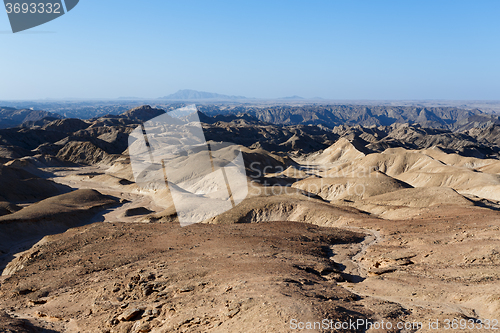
[0,221,398,333]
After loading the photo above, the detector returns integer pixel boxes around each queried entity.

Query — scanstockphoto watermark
[128,105,249,227]
[290,319,423,331]
[248,162,380,179]
[248,161,381,198]
[290,318,499,331]
[3,0,79,33]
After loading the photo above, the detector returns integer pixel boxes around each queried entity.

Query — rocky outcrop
[0,107,63,129]
[121,105,165,122]
[56,141,119,165]
[42,118,90,132]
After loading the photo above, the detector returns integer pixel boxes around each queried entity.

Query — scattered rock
[124,207,154,217]
[226,308,240,318]
[325,272,345,282]
[12,287,34,296]
[118,308,144,321]
[141,284,153,297]
[27,299,46,306]
[133,321,152,333]
[179,286,194,293]
[368,267,398,276]
[34,311,47,318]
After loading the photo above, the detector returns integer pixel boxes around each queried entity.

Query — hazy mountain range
[160,89,311,101]
[160,89,247,100]
[2,102,500,133]
[0,107,62,129]
[199,104,500,131]
[1,105,500,164]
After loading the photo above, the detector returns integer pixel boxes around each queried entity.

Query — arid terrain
[0,104,499,332]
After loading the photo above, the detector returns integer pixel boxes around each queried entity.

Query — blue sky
[1,0,499,100]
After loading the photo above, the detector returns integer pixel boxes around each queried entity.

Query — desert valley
[0,103,499,333]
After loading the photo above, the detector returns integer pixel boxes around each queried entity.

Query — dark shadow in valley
[0,190,120,275]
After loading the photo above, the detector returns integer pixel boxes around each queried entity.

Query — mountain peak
[121,105,165,122]
[160,89,246,100]
[279,95,305,100]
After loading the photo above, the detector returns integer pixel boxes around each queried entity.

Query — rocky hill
[199,104,500,130]
[2,105,500,168]
[120,105,166,122]
[0,107,63,129]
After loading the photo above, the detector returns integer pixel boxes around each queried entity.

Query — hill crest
[160,89,247,100]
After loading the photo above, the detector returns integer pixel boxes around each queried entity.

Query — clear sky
[1,0,499,100]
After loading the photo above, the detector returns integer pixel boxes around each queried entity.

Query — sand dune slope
[309,137,365,165]
[308,141,500,203]
[0,189,118,272]
[364,186,475,208]
[292,171,412,201]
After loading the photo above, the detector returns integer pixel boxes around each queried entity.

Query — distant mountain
[160,89,247,100]
[279,95,305,100]
[0,107,63,129]
[117,97,144,100]
[3,103,500,170]
[120,105,165,122]
[206,105,497,130]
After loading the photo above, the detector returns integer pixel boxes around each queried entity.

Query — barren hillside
[0,105,499,332]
